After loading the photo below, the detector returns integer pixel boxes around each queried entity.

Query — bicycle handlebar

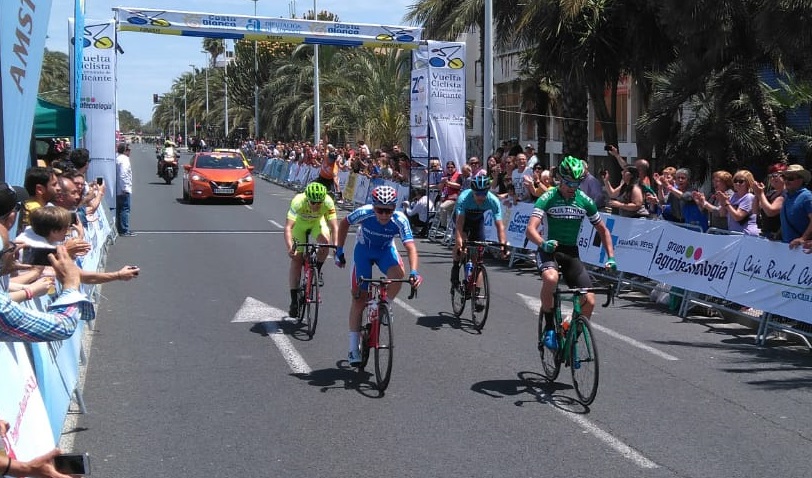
[554,286,614,308]
[358,277,418,299]
[291,241,339,254]
[463,240,509,249]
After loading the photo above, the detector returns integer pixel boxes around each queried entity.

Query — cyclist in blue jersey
[335,185,423,366]
[450,176,509,307]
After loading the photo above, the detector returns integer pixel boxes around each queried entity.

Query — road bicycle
[356,277,417,391]
[293,241,337,338]
[539,286,613,406]
[450,240,508,331]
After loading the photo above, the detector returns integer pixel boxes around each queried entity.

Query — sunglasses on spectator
[374,207,395,215]
[446,165,456,169]
[732,179,746,184]
[469,161,480,165]
[560,178,581,188]
[769,173,782,179]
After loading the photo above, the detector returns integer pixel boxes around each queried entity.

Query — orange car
[183,152,255,204]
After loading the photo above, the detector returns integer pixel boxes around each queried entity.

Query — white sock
[348,331,361,352]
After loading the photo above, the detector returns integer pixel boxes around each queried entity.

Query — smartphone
[53,452,90,475]
[604,144,613,151]
[128,265,140,276]
[21,247,57,266]
[71,211,79,224]
[96,177,104,186]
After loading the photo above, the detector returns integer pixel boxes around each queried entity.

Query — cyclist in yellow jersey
[284,182,338,317]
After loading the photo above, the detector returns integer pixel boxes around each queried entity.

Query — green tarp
[34,97,86,139]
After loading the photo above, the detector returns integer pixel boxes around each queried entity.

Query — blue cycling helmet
[471,175,491,191]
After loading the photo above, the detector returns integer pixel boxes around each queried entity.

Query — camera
[603,144,613,152]
[96,177,104,186]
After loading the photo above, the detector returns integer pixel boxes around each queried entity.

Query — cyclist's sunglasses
[560,178,581,188]
[308,200,323,205]
[374,207,395,215]
[473,190,488,197]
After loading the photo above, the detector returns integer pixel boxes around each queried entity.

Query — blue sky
[46,0,416,124]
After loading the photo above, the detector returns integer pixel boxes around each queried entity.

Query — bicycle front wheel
[539,310,561,381]
[570,316,600,405]
[470,265,490,331]
[374,302,394,391]
[304,270,319,338]
[451,268,467,317]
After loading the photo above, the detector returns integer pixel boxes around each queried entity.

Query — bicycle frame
[552,287,613,362]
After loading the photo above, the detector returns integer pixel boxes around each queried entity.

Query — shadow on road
[471,371,589,414]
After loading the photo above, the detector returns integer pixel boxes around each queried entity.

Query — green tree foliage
[118,110,141,133]
[39,49,70,106]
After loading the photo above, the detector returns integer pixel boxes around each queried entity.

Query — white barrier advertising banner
[505,202,538,248]
[71,19,117,207]
[0,343,56,460]
[353,175,370,205]
[409,68,429,161]
[727,238,812,324]
[578,214,663,276]
[646,222,740,297]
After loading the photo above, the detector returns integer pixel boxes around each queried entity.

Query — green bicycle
[539,286,613,406]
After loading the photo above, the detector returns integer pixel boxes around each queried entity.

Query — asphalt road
[68,144,812,477]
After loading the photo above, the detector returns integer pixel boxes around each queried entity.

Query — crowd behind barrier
[0,202,114,463]
[255,154,812,348]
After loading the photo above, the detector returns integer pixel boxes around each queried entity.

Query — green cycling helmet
[304,182,327,203]
[559,155,586,182]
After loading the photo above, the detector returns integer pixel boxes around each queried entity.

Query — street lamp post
[251,0,260,139]
[313,0,320,145]
[183,79,188,148]
[224,39,230,140]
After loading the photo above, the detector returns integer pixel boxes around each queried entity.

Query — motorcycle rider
[158,139,178,177]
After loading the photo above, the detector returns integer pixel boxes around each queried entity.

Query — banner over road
[113,7,422,49]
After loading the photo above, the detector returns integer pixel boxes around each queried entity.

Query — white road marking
[268,219,285,229]
[389,296,659,468]
[231,297,312,374]
[244,204,254,210]
[518,293,679,361]
[394,297,423,318]
[262,321,312,375]
[557,409,659,468]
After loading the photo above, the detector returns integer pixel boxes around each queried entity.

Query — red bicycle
[356,277,417,391]
[293,241,337,338]
[451,240,508,331]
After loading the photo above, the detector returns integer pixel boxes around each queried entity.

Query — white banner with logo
[726,238,812,321]
[71,19,117,207]
[0,0,53,184]
[0,342,56,461]
[505,202,539,248]
[409,41,466,169]
[114,8,421,50]
[645,222,740,298]
[578,214,662,276]
[409,68,429,162]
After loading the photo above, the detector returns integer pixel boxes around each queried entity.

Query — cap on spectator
[780,164,811,183]
[525,144,535,150]
[0,183,29,217]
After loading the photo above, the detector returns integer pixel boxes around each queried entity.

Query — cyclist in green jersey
[284,182,339,317]
[525,156,617,350]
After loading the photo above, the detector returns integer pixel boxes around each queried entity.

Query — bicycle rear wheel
[374,303,394,391]
[304,270,319,338]
[451,267,467,317]
[570,316,599,405]
[539,310,561,381]
[358,319,371,373]
[296,275,306,325]
[470,265,490,331]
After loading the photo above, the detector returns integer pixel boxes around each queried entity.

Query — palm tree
[202,38,224,68]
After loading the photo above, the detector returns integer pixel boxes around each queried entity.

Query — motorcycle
[157,153,178,185]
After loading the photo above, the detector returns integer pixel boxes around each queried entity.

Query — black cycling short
[461,213,486,241]
[313,176,334,191]
[535,244,592,289]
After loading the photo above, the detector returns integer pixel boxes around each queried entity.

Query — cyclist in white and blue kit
[450,176,509,305]
[335,185,423,365]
